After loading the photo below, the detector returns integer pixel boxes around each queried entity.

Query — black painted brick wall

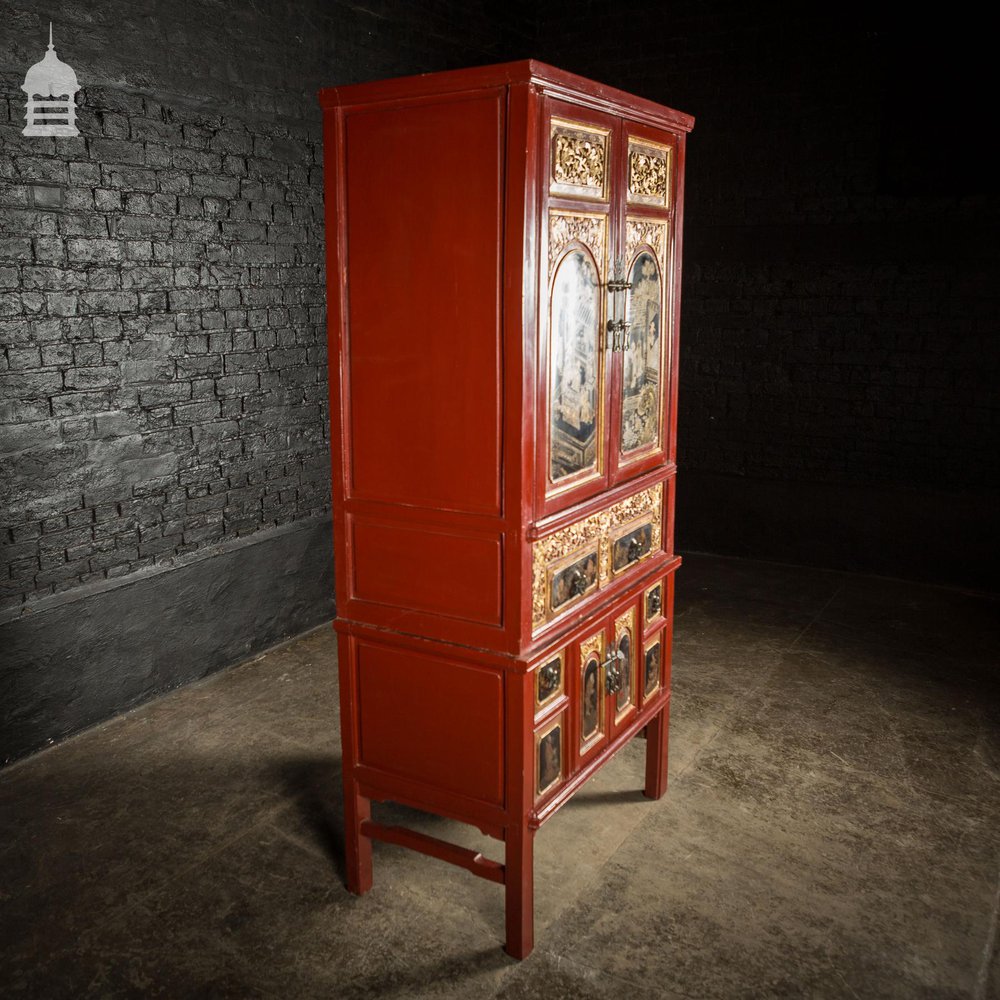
[0,87,330,611]
[0,0,533,616]
[533,2,999,581]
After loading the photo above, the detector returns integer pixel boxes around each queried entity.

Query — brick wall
[534,2,999,586]
[0,89,330,609]
[0,0,532,617]
[0,0,533,762]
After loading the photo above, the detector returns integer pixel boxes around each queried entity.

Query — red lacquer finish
[319,60,693,959]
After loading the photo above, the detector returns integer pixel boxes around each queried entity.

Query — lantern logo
[21,23,80,137]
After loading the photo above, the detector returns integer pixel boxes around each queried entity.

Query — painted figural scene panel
[536,716,564,799]
[581,654,601,746]
[621,250,663,455]
[549,247,602,483]
[616,629,634,716]
[644,636,662,698]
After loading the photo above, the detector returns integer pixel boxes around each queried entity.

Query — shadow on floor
[274,755,348,884]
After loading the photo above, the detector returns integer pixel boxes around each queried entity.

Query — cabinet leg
[504,822,534,959]
[643,701,670,800]
[344,780,373,895]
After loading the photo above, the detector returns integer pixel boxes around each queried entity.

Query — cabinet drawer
[610,517,655,577]
[643,577,665,630]
[534,648,566,715]
[532,482,663,631]
[548,548,599,618]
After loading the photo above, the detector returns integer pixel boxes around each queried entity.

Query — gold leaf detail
[614,607,635,641]
[627,141,670,207]
[553,132,605,191]
[549,212,607,279]
[531,483,663,629]
[579,630,603,660]
[625,218,667,265]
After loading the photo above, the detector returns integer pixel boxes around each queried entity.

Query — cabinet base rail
[360,820,506,885]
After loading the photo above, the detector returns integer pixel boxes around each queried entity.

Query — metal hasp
[603,648,627,694]
[606,256,632,351]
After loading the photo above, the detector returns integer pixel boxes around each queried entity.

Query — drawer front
[531,482,663,631]
[610,518,655,576]
[643,577,665,630]
[548,548,600,617]
[534,649,566,715]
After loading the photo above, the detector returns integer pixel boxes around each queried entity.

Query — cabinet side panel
[356,640,505,807]
[350,516,503,626]
[344,93,504,515]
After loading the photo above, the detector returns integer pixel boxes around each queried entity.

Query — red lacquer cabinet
[319,60,693,959]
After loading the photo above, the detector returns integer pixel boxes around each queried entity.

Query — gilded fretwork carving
[625,218,667,267]
[531,482,663,628]
[551,120,608,197]
[579,630,603,661]
[614,607,635,644]
[548,211,607,280]
[627,140,670,207]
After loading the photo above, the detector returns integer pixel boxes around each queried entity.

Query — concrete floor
[2,553,999,999]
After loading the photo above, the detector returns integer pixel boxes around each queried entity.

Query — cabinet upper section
[538,99,683,518]
[320,62,691,653]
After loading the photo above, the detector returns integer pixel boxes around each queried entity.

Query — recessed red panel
[350,517,503,626]
[344,94,503,515]
[357,640,505,806]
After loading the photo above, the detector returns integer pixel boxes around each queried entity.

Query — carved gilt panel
[531,482,663,629]
[627,138,671,208]
[550,119,610,200]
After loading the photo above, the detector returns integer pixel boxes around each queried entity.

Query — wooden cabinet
[319,60,693,959]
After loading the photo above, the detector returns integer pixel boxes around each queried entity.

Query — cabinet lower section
[335,564,677,957]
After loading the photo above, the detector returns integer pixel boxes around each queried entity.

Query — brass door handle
[602,649,626,694]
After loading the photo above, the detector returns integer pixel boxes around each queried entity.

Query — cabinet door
[609,122,678,484]
[609,602,639,737]
[538,101,620,517]
[572,597,641,770]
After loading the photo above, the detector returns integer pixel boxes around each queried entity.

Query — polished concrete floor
[2,553,999,999]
